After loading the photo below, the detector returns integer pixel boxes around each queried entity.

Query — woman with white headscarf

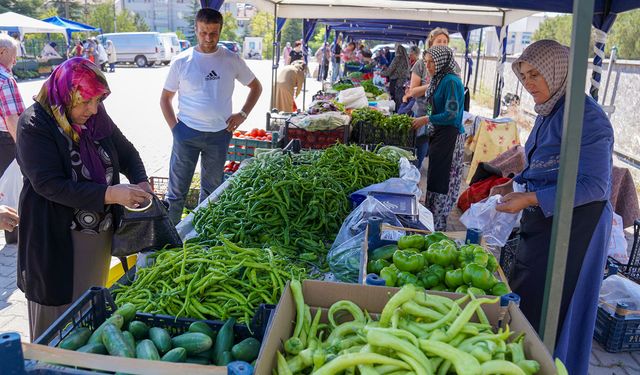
[412,45,465,231]
[490,39,613,375]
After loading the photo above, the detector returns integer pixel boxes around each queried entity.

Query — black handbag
[111,194,182,269]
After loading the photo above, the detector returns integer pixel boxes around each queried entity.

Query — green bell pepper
[444,268,464,289]
[463,263,498,291]
[426,240,458,267]
[458,244,489,268]
[424,232,451,249]
[393,250,425,273]
[428,264,446,282]
[490,282,510,296]
[368,259,390,274]
[398,234,426,251]
[379,265,399,287]
[396,271,419,286]
[417,269,439,289]
[486,254,499,273]
[467,287,486,296]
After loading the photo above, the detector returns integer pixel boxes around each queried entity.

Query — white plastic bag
[459,195,521,247]
[600,275,640,317]
[337,86,369,109]
[0,160,23,209]
[608,212,628,264]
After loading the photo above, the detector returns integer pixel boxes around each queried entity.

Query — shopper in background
[95,39,108,72]
[106,40,117,72]
[411,46,465,231]
[490,40,613,375]
[160,8,262,224]
[289,41,304,64]
[406,28,452,170]
[275,60,306,112]
[374,49,389,68]
[16,58,151,339]
[331,37,342,82]
[408,45,420,67]
[341,42,357,63]
[314,42,330,81]
[282,42,292,65]
[39,42,62,61]
[381,43,410,112]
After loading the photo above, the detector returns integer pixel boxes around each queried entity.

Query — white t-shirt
[164,47,256,132]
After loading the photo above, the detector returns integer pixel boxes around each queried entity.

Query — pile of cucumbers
[57,303,262,366]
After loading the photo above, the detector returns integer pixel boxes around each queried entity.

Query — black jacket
[16,102,148,306]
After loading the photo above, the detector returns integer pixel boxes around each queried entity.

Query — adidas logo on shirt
[205,69,220,81]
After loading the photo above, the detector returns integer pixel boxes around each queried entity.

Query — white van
[97,32,165,67]
[160,33,181,64]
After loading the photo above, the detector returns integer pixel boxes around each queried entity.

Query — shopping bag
[111,194,182,263]
[459,195,521,247]
[607,212,628,264]
[0,159,23,209]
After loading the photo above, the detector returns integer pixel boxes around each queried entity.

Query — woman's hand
[489,179,514,197]
[495,192,538,213]
[0,205,19,232]
[105,184,151,208]
[137,181,153,194]
[412,117,429,130]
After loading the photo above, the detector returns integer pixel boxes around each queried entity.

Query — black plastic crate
[608,219,640,283]
[499,230,520,282]
[594,302,640,352]
[353,121,416,148]
[36,287,274,356]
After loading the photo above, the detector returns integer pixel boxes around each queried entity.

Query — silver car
[98,32,165,67]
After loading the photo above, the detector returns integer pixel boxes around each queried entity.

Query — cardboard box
[255,280,556,374]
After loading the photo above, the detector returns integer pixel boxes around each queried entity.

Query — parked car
[179,39,191,51]
[160,32,181,64]
[218,40,241,54]
[97,32,165,68]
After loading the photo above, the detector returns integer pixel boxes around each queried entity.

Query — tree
[308,24,327,52]
[44,0,83,21]
[183,0,200,44]
[0,0,43,18]
[134,13,150,32]
[87,3,115,34]
[249,11,274,59]
[40,6,58,19]
[280,18,302,45]
[607,9,640,59]
[220,11,239,42]
[532,14,596,56]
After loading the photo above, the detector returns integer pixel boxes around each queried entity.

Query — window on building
[521,32,532,45]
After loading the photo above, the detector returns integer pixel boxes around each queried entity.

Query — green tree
[183,0,200,44]
[280,18,302,45]
[86,3,114,34]
[607,9,640,59]
[249,11,274,59]
[133,13,150,32]
[220,11,238,42]
[0,0,43,18]
[44,0,83,21]
[532,14,573,46]
[308,23,327,52]
[40,6,58,19]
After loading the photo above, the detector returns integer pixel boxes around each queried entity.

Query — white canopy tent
[0,12,67,39]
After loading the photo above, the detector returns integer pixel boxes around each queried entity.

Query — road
[17,59,322,178]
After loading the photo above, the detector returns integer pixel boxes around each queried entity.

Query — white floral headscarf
[512,39,570,116]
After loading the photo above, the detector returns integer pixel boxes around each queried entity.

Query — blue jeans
[416,138,430,170]
[167,121,231,224]
[331,61,340,82]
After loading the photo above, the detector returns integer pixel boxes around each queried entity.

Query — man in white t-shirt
[160,8,262,224]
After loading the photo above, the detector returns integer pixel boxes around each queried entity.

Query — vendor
[289,41,304,64]
[39,42,62,61]
[490,40,613,375]
[411,46,465,231]
[16,58,151,340]
[381,43,410,111]
[275,60,306,112]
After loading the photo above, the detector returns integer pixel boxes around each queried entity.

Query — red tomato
[258,129,267,137]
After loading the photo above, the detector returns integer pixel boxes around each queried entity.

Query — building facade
[484,14,547,56]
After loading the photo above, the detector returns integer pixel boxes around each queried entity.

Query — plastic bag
[608,212,629,264]
[399,158,421,186]
[0,160,22,209]
[328,196,404,282]
[599,275,640,317]
[289,112,351,131]
[337,86,368,109]
[459,195,521,247]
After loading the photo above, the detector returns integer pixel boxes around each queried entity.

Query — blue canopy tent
[41,16,100,42]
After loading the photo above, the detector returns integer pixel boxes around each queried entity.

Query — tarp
[41,16,100,41]
[0,12,67,38]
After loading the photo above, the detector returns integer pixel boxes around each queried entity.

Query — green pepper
[486,254,499,273]
[457,244,489,268]
[417,269,441,289]
[379,265,399,287]
[393,250,425,273]
[426,240,458,267]
[431,284,447,291]
[455,285,469,294]
[398,234,426,251]
[463,264,498,291]
[368,259,390,274]
[424,232,451,249]
[467,287,486,296]
[427,264,446,282]
[444,269,464,289]
[490,282,510,296]
[370,244,398,261]
[396,271,419,287]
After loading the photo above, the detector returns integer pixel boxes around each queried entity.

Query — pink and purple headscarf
[35,58,113,184]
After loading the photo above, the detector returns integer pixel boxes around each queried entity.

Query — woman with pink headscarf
[16,58,151,339]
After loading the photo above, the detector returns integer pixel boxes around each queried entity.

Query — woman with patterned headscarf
[381,43,410,111]
[490,40,613,375]
[16,58,152,339]
[412,45,465,231]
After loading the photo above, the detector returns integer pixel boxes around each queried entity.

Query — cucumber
[136,339,160,361]
[122,331,136,354]
[170,332,212,355]
[148,327,172,354]
[88,315,124,345]
[101,323,134,358]
[188,321,217,341]
[113,303,137,326]
[127,321,149,340]
[76,343,107,354]
[161,347,187,363]
[212,318,235,365]
[370,244,398,261]
[185,356,210,365]
[231,337,261,362]
[59,327,91,350]
[218,351,233,366]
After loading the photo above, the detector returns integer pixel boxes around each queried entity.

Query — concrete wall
[459,54,640,158]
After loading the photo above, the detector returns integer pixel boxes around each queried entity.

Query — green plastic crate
[227,132,279,161]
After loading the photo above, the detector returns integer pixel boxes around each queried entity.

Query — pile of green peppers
[276,282,549,375]
[367,232,510,296]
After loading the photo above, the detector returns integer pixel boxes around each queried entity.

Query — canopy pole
[602,46,617,105]
[473,28,483,95]
[270,4,279,110]
[492,20,507,118]
[302,22,307,111]
[539,0,595,351]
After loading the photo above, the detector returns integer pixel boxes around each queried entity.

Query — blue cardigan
[428,73,465,134]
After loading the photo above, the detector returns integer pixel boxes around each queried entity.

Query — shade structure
[0,12,67,38]
[41,16,100,41]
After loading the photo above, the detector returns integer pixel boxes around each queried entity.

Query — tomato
[233,131,241,137]
[249,128,259,137]
[258,129,267,137]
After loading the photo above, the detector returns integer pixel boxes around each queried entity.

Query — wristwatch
[239,110,248,119]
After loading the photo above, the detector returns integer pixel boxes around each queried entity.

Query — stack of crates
[227,132,279,161]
